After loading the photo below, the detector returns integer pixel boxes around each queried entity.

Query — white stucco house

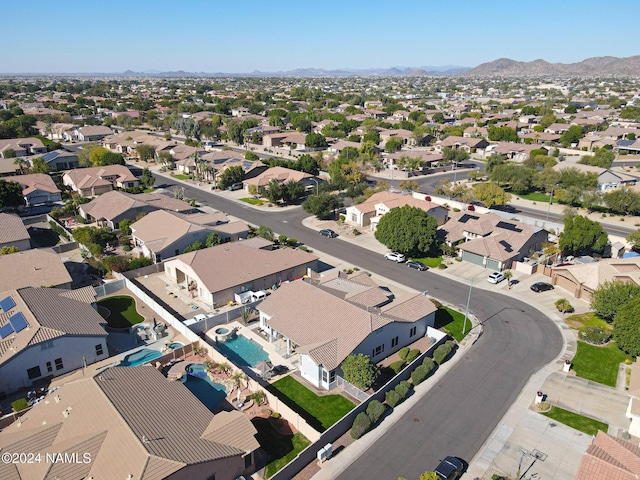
[257,271,437,390]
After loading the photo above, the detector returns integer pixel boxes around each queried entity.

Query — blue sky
[2,0,638,73]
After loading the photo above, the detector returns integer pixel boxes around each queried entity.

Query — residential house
[463,126,488,138]
[615,139,640,154]
[64,125,113,142]
[578,134,616,151]
[575,431,640,480]
[0,213,31,252]
[0,286,108,394]
[0,157,22,177]
[543,123,572,135]
[435,136,489,154]
[0,366,260,480]
[599,126,640,141]
[62,164,140,197]
[552,162,637,191]
[35,121,75,141]
[379,128,415,146]
[79,190,194,230]
[345,191,448,231]
[384,151,443,169]
[258,274,437,390]
[440,211,548,271]
[38,150,80,171]
[551,257,640,301]
[130,210,249,262]
[241,166,314,192]
[0,249,72,291]
[519,132,561,144]
[2,173,62,206]
[0,137,47,158]
[489,142,542,162]
[163,241,318,309]
[263,132,307,149]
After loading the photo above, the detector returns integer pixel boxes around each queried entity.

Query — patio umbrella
[255,361,273,373]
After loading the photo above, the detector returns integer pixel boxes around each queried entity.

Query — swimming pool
[120,348,162,367]
[181,364,226,411]
[168,342,184,350]
[213,334,269,367]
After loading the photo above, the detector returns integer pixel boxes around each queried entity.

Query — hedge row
[351,400,388,439]
[49,220,70,241]
[433,340,456,365]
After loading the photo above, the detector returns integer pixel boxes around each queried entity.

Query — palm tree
[231,370,247,391]
[13,157,29,174]
[503,270,513,289]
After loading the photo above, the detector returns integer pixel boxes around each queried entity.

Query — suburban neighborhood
[3,16,640,478]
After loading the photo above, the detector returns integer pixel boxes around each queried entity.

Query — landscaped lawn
[252,417,310,479]
[565,312,611,331]
[97,295,144,328]
[435,306,470,342]
[518,191,559,203]
[410,255,443,268]
[240,197,265,206]
[572,340,626,387]
[541,406,608,436]
[268,376,355,431]
[172,174,192,180]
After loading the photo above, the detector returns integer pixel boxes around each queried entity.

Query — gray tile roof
[0,213,29,246]
[0,249,72,291]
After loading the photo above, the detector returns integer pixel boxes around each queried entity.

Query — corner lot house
[258,272,437,390]
[441,211,548,271]
[62,164,140,197]
[0,286,107,394]
[0,213,31,251]
[0,367,259,480]
[164,241,318,308]
[2,173,62,206]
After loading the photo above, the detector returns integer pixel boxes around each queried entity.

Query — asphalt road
[153,174,563,479]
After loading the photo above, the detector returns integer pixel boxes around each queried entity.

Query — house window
[410,327,417,337]
[391,336,399,348]
[373,344,384,356]
[322,369,328,383]
[54,358,64,370]
[27,366,42,379]
[351,213,357,222]
[46,362,53,372]
[244,453,252,468]
[41,340,54,350]
[329,370,336,383]
[95,344,104,356]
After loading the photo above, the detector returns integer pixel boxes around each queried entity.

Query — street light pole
[462,277,474,335]
[545,184,557,224]
[310,177,319,196]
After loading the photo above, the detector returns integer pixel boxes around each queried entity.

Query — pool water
[120,348,162,367]
[213,334,269,367]
[168,342,184,350]
[181,365,226,411]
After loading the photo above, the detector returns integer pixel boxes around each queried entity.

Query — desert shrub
[385,390,401,408]
[579,326,612,345]
[287,237,298,247]
[411,365,429,385]
[422,357,436,377]
[405,349,421,363]
[395,380,411,400]
[555,298,574,313]
[350,412,372,439]
[271,412,281,419]
[278,234,288,244]
[366,400,386,424]
[388,360,406,375]
[398,347,410,361]
[430,299,443,309]
[433,342,454,365]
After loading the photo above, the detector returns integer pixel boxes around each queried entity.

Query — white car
[487,271,505,284]
[384,252,406,263]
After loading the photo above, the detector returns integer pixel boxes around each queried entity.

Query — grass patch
[240,197,265,206]
[572,340,626,387]
[268,376,355,431]
[143,187,155,193]
[435,306,469,342]
[565,312,611,331]
[410,255,443,268]
[173,174,192,180]
[541,406,608,436]
[251,417,310,479]
[97,295,144,328]
[28,228,60,247]
[518,191,559,203]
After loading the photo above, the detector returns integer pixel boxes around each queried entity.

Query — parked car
[407,261,428,271]
[384,252,406,263]
[487,271,505,284]
[227,182,243,191]
[319,229,338,238]
[530,282,554,292]
[434,456,464,480]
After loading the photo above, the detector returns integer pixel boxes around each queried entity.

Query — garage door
[486,258,501,271]
[462,251,485,267]
[554,274,577,295]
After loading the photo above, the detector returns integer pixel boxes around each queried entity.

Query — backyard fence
[336,376,370,403]
[94,279,126,298]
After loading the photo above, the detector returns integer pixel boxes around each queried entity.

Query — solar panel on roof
[9,312,28,333]
[0,323,14,339]
[0,296,16,312]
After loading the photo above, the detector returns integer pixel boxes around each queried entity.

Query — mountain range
[465,56,640,76]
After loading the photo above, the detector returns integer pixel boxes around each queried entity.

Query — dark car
[434,456,464,480]
[530,282,554,292]
[407,261,428,271]
[319,229,337,238]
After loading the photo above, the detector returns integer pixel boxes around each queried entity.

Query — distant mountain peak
[466,55,640,76]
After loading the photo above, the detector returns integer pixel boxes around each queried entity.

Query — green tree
[374,205,438,256]
[432,112,445,124]
[264,178,283,204]
[399,180,419,192]
[4,148,16,158]
[489,164,534,194]
[626,230,640,252]
[591,280,640,322]
[384,137,403,153]
[89,147,124,166]
[603,188,640,215]
[305,132,328,149]
[257,225,274,242]
[140,167,155,189]
[0,180,25,208]
[30,157,50,174]
[205,232,222,248]
[472,182,511,207]
[297,154,320,175]
[302,192,343,219]
[0,246,19,255]
[136,144,156,162]
[225,119,244,144]
[183,239,204,253]
[217,165,244,190]
[564,104,578,114]
[488,126,518,142]
[559,215,608,255]
[419,472,439,480]
[157,151,173,167]
[579,148,615,169]
[341,353,379,390]
[559,125,584,147]
[613,296,640,356]
[245,151,259,161]
[484,152,505,174]
[284,179,305,203]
